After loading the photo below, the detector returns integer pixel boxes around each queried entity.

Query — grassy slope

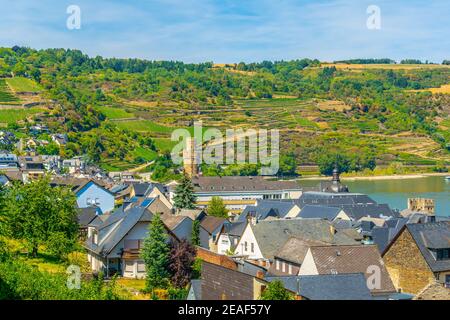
[5,77,42,92]
[96,105,134,119]
[0,107,44,124]
[0,79,20,103]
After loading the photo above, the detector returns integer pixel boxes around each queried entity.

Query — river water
[299,176,450,216]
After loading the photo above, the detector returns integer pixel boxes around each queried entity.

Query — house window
[276,260,280,270]
[137,262,146,272]
[288,264,292,275]
[437,249,450,260]
[251,243,254,253]
[124,261,134,272]
[282,262,286,273]
[244,241,248,251]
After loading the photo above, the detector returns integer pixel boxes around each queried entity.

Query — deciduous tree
[168,239,196,288]
[2,176,78,259]
[207,196,228,218]
[260,280,293,300]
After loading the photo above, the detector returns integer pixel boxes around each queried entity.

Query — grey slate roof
[274,236,328,265]
[371,218,407,252]
[406,222,450,272]
[109,184,129,194]
[308,245,396,294]
[297,205,343,221]
[89,214,110,228]
[224,222,246,237]
[200,216,227,234]
[339,203,398,221]
[238,200,296,222]
[77,207,99,227]
[265,274,373,300]
[332,219,359,230]
[187,279,202,300]
[294,192,377,208]
[0,174,9,186]
[192,176,300,192]
[250,219,358,260]
[236,260,267,277]
[132,183,152,197]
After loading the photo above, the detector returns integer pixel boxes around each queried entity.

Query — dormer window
[91,229,98,245]
[436,249,450,260]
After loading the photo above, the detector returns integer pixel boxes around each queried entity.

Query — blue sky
[0,0,448,63]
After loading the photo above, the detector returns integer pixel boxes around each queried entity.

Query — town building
[129,182,173,210]
[62,156,86,174]
[74,180,115,214]
[84,198,177,278]
[174,176,302,216]
[0,153,19,170]
[407,198,435,214]
[216,222,246,254]
[267,237,328,276]
[199,261,266,300]
[298,244,397,298]
[236,199,300,222]
[18,155,45,181]
[234,219,358,267]
[382,222,450,294]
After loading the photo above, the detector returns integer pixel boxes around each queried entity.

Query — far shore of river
[298,172,449,181]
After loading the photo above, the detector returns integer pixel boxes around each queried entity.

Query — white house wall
[298,249,319,276]
[217,234,232,254]
[77,183,115,213]
[335,210,351,221]
[235,224,264,260]
[284,205,301,218]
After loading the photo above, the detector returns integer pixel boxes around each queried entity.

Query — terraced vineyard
[0,107,44,124]
[5,77,42,93]
[0,79,20,104]
[1,46,448,173]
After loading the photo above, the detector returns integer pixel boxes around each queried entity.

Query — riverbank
[298,172,449,181]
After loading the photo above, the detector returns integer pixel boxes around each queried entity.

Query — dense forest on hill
[0,46,449,177]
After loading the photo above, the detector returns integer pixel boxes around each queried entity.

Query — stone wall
[383,229,435,294]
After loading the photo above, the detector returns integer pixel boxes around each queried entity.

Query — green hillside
[0,79,20,104]
[0,46,448,176]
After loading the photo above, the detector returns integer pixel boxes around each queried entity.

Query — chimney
[329,225,336,235]
[256,270,264,279]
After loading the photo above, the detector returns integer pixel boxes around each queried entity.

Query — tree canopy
[207,196,229,218]
[1,176,78,259]
[141,213,170,291]
[173,175,196,210]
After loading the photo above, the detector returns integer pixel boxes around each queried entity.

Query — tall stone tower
[183,137,199,178]
[407,198,435,215]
